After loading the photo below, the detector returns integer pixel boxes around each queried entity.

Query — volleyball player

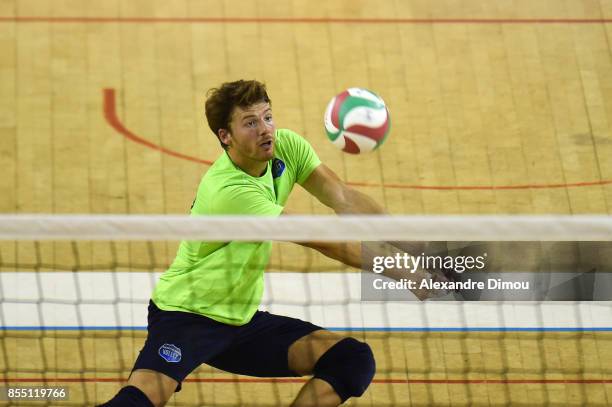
[99,80,432,407]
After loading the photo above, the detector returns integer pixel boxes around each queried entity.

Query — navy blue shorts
[132,301,322,390]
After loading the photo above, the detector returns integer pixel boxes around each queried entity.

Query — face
[219,102,276,163]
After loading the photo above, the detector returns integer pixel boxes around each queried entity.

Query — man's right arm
[294,240,447,300]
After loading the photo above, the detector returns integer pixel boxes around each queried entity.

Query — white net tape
[0,215,611,406]
[0,214,611,241]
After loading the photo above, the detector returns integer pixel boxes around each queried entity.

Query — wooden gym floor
[0,0,611,405]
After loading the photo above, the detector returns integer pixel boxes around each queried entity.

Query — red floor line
[1,16,612,24]
[103,89,213,166]
[346,180,612,190]
[103,88,612,191]
[3,378,612,385]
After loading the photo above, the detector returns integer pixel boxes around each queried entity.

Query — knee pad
[313,337,376,402]
[96,385,154,407]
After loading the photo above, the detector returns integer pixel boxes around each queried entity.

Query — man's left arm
[296,164,448,300]
[294,163,382,268]
[300,164,384,215]
[300,164,427,254]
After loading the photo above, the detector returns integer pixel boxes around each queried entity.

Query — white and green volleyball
[324,88,391,154]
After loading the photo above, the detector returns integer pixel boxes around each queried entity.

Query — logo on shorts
[158,344,182,363]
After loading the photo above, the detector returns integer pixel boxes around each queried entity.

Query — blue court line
[2,326,612,332]
[328,327,612,332]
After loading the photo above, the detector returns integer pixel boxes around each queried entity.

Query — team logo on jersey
[272,158,286,179]
[158,344,182,363]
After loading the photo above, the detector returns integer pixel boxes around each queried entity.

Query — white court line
[0,272,611,329]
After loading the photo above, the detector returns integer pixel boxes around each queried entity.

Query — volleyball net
[0,215,611,406]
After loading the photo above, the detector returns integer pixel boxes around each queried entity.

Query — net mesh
[0,215,611,406]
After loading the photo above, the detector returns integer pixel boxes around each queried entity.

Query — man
[100,80,413,407]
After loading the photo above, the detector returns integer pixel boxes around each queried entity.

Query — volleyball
[324,88,391,154]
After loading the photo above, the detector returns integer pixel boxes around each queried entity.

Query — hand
[405,268,453,301]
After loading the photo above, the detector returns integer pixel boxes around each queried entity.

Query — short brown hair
[205,80,271,150]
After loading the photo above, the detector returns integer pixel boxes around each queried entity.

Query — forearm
[298,240,362,269]
[334,188,429,254]
[297,240,447,300]
[301,166,445,299]
[300,241,425,277]
[333,187,385,215]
